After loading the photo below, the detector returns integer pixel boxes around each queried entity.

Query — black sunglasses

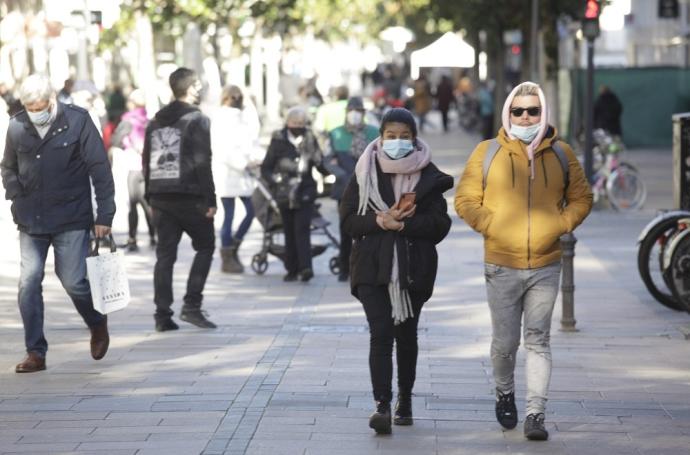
[510,106,541,117]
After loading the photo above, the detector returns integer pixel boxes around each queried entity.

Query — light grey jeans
[484,261,561,415]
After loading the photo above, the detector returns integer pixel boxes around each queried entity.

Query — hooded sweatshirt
[142,100,216,208]
[454,92,592,269]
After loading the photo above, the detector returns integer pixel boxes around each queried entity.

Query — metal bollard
[560,233,578,332]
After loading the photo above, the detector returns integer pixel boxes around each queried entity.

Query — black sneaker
[120,239,139,252]
[180,310,217,329]
[283,272,298,282]
[155,318,179,332]
[524,413,548,441]
[393,393,413,426]
[495,390,518,429]
[298,268,314,282]
[369,401,391,435]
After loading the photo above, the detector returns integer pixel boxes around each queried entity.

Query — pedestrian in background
[211,85,262,274]
[111,88,155,252]
[435,75,455,133]
[326,96,379,282]
[412,74,432,133]
[455,81,592,440]
[261,106,329,283]
[1,74,115,372]
[57,78,74,104]
[314,85,349,142]
[143,67,217,332]
[478,81,495,140]
[340,108,453,434]
[594,84,623,138]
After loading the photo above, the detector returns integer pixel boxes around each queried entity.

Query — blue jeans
[19,229,104,356]
[485,261,561,415]
[220,197,254,247]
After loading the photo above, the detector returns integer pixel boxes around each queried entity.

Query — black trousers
[337,199,351,276]
[440,107,450,132]
[279,203,313,274]
[151,200,215,320]
[127,171,155,241]
[358,284,425,403]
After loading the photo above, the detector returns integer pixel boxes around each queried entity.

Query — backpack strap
[482,139,501,190]
[551,140,569,191]
[482,138,570,191]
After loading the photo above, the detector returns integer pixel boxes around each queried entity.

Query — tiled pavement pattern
[1,124,690,454]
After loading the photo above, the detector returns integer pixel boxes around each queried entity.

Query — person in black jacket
[340,108,453,434]
[326,96,379,282]
[1,74,115,373]
[142,67,217,332]
[593,85,623,137]
[261,106,329,282]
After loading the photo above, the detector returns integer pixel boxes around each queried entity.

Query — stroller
[249,172,340,276]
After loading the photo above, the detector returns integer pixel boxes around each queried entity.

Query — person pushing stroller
[260,106,330,282]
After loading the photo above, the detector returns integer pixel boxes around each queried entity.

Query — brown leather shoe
[15,352,46,373]
[89,317,109,360]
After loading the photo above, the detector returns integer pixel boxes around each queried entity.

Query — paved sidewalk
[1,121,690,455]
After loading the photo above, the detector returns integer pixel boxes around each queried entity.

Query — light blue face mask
[381,139,414,160]
[510,123,540,143]
[27,107,52,126]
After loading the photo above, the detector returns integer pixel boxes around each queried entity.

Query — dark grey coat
[1,103,115,234]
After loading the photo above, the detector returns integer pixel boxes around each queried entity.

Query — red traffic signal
[584,0,601,19]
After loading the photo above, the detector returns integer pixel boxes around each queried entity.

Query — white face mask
[346,110,363,126]
[510,123,540,143]
[27,105,52,126]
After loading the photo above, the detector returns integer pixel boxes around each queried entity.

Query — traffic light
[584,0,601,20]
[583,0,601,39]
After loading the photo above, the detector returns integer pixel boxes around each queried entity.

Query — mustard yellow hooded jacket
[454,126,592,269]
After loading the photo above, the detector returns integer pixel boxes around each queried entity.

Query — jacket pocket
[484,263,503,278]
[407,238,437,293]
[11,194,32,227]
[482,211,495,238]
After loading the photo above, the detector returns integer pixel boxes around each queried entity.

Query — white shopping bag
[86,235,131,314]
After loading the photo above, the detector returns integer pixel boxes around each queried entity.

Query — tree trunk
[489,39,507,134]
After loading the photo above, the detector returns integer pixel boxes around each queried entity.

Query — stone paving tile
[0,442,80,453]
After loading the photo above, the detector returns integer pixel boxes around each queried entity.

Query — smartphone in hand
[398,192,416,212]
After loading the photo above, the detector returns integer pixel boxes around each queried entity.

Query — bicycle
[663,217,690,312]
[637,210,690,311]
[590,129,646,211]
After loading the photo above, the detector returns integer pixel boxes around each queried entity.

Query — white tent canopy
[410,32,476,79]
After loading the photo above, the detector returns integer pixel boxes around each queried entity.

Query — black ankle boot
[368,401,391,434]
[393,393,413,425]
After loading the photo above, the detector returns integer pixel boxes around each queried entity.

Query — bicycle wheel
[606,163,646,211]
[667,228,690,313]
[637,215,686,311]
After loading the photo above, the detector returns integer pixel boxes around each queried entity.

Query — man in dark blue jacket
[143,67,217,332]
[1,74,115,373]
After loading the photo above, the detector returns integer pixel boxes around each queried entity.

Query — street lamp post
[530,0,539,82]
[582,0,601,183]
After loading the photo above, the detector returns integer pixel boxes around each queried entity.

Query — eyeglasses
[510,106,541,117]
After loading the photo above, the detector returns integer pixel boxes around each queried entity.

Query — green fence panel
[571,67,690,148]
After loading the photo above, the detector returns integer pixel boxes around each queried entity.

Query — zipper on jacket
[541,155,548,188]
[527,159,532,268]
[509,153,516,188]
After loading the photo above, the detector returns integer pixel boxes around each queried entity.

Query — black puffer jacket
[1,103,115,234]
[340,159,453,303]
